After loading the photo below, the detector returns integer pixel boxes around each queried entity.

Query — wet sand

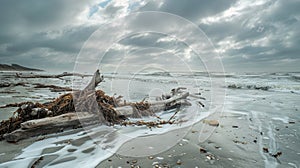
[0,112,263,167]
[97,90,300,167]
[0,106,298,167]
[97,112,264,168]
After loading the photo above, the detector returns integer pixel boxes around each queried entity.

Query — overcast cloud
[0,0,299,72]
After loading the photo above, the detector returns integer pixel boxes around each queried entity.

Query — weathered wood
[16,72,92,79]
[20,112,94,129]
[0,82,27,88]
[4,90,192,142]
[4,112,97,142]
[84,69,103,90]
[150,92,189,105]
[114,91,191,117]
[3,95,192,142]
[1,68,200,142]
[114,106,134,116]
[33,83,74,92]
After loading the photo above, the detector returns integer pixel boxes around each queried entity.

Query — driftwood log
[33,83,74,92]
[0,82,28,88]
[1,70,203,142]
[114,91,190,117]
[4,113,97,142]
[15,72,92,79]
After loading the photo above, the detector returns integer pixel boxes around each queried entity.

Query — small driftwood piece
[16,72,92,79]
[114,91,190,117]
[0,82,28,88]
[33,83,74,92]
[84,69,104,90]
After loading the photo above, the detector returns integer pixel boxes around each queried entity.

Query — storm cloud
[0,0,299,72]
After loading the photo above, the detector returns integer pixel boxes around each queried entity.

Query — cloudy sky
[0,0,299,72]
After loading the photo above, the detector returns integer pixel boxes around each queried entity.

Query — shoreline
[0,111,264,167]
[0,95,299,167]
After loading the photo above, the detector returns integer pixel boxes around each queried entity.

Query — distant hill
[0,64,43,71]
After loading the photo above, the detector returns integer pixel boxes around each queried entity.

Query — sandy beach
[0,71,299,168]
[0,111,264,168]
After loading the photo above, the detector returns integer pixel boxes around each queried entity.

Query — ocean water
[0,71,299,167]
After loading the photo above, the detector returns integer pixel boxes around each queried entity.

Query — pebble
[176,159,182,165]
[156,157,164,160]
[263,147,269,153]
[206,154,215,160]
[200,147,207,153]
[215,146,221,149]
[204,120,219,127]
[152,162,159,166]
[180,152,186,156]
[182,138,189,142]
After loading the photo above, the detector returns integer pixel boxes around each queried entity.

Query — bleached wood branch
[84,69,103,90]
[114,91,190,117]
[4,112,97,142]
